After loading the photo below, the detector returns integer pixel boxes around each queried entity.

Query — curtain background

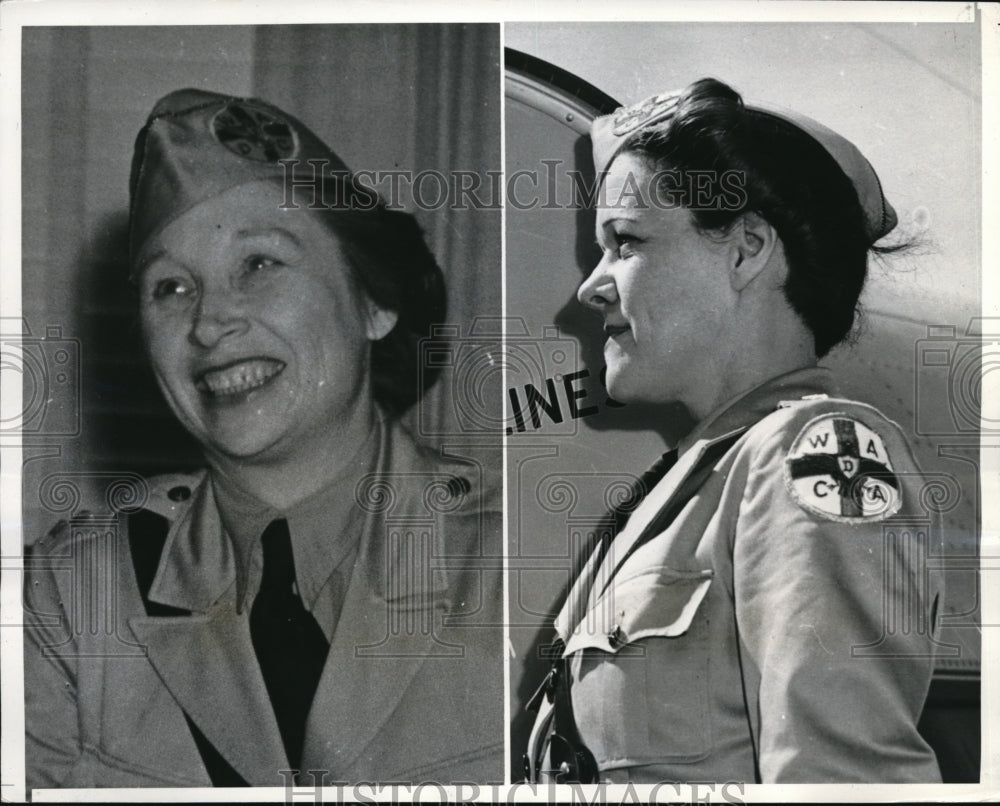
[20,25,501,542]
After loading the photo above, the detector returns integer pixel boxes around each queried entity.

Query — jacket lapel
[299,507,444,778]
[592,438,715,598]
[554,543,608,644]
[127,478,288,785]
[556,428,746,641]
[128,607,288,784]
[599,427,748,592]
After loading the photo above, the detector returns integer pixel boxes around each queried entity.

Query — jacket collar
[145,417,454,614]
[146,472,235,613]
[677,366,836,457]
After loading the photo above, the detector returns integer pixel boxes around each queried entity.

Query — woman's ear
[729,211,779,291]
[364,302,399,341]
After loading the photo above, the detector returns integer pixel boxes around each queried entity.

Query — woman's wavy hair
[620,77,900,357]
[312,177,447,416]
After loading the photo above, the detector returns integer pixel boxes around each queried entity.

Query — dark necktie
[249,518,330,769]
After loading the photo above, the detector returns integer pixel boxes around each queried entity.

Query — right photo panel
[505,17,982,789]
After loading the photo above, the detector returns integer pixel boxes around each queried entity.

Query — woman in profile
[25,89,502,788]
[525,78,942,783]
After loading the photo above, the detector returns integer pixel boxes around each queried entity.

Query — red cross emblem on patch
[212,102,297,163]
[785,414,901,521]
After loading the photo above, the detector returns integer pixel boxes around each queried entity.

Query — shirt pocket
[566,566,714,769]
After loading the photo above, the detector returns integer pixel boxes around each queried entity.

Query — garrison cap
[591,89,897,244]
[128,88,352,265]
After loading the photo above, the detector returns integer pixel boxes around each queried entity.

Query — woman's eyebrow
[133,248,167,276]
[594,219,623,247]
[235,226,304,247]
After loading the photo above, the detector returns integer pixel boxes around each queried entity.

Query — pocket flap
[563,567,712,655]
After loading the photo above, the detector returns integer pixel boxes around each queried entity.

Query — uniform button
[607,624,624,648]
[167,486,191,502]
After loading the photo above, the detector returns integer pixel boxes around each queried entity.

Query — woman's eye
[238,254,284,289]
[151,278,194,301]
[245,254,281,274]
[613,233,639,258]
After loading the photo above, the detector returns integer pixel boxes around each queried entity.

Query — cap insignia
[611,93,680,136]
[212,102,297,163]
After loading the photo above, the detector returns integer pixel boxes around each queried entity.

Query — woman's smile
[578,153,735,414]
[195,358,287,399]
[138,181,393,461]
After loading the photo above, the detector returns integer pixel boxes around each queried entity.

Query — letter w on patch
[784,414,901,522]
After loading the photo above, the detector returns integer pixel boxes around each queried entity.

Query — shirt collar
[212,416,383,612]
[677,366,837,457]
[150,416,383,613]
[145,414,465,614]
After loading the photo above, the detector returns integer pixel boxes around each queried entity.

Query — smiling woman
[23,88,502,788]
[524,77,943,785]
[137,182,395,474]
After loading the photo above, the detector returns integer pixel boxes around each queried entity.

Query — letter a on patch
[784,414,902,522]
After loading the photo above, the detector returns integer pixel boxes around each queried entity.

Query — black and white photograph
[0,1,996,803]
[505,12,988,793]
[9,17,504,794]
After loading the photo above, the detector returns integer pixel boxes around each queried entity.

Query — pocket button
[607,624,625,649]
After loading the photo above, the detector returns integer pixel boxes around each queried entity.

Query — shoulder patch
[784,413,901,522]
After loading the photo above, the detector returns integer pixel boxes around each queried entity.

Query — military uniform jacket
[25,421,503,788]
[533,368,943,783]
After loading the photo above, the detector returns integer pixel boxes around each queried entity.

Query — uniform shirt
[532,367,943,784]
[211,417,380,640]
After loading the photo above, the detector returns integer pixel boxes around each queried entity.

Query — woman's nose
[189,288,250,349]
[577,260,618,310]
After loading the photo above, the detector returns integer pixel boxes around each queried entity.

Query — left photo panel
[18,23,503,791]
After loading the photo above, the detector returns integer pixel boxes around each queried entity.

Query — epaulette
[141,470,208,521]
[776,393,830,409]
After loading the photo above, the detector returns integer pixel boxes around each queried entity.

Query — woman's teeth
[197,360,285,397]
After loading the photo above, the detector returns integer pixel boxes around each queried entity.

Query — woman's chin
[604,371,629,404]
[191,413,292,464]
[200,432,283,464]
[603,365,643,405]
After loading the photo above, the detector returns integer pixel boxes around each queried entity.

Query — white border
[500,20,513,788]
[979,0,1000,798]
[0,0,978,25]
[0,0,25,802]
[0,0,994,803]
